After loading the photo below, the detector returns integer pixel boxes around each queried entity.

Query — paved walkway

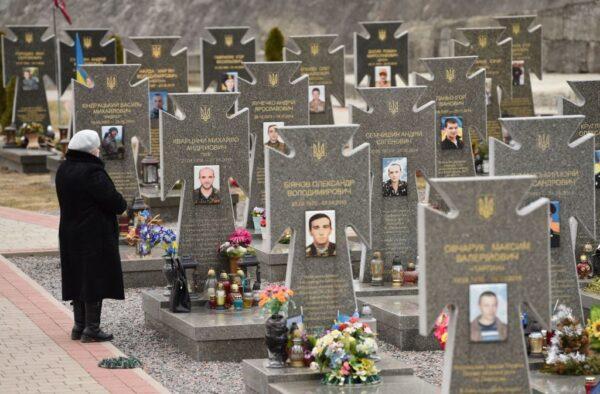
[0,207,168,393]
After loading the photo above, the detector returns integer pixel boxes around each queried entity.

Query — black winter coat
[56,150,128,302]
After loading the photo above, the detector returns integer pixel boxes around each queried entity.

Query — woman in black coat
[55,129,127,342]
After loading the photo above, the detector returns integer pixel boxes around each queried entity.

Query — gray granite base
[357,295,438,351]
[353,280,418,297]
[46,154,62,184]
[119,245,166,288]
[142,288,268,362]
[242,354,425,394]
[530,370,600,394]
[264,375,437,394]
[0,147,55,173]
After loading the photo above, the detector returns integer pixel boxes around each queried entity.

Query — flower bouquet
[126,209,165,256]
[18,122,45,149]
[218,228,256,273]
[311,317,381,386]
[433,310,449,350]
[259,285,295,368]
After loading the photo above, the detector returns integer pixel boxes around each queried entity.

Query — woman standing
[55,130,127,342]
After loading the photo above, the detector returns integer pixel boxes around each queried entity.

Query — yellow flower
[592,321,600,338]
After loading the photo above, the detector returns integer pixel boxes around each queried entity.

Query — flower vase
[162,258,176,296]
[252,216,261,230]
[265,313,288,368]
[229,256,241,274]
[26,133,40,149]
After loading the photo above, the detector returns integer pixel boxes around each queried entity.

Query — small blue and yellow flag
[74,33,87,84]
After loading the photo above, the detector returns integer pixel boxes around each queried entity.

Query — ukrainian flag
[75,33,87,84]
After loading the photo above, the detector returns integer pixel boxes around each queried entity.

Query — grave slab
[142,288,267,362]
[530,370,599,394]
[0,148,54,173]
[265,375,437,394]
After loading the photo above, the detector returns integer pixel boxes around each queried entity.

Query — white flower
[309,362,319,371]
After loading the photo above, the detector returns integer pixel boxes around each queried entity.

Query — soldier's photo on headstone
[512,60,525,86]
[263,122,286,153]
[595,151,600,189]
[374,65,391,87]
[382,157,408,197]
[305,210,336,258]
[193,165,221,205]
[22,67,40,91]
[485,78,492,106]
[100,125,124,160]
[440,116,464,150]
[220,72,238,92]
[469,283,508,343]
[149,91,168,120]
[308,85,325,114]
[550,200,560,248]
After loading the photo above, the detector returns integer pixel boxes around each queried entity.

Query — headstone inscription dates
[350,87,435,282]
[417,56,486,178]
[490,115,595,322]
[125,36,188,154]
[2,26,54,129]
[419,175,550,393]
[354,21,408,87]
[266,125,371,331]
[559,80,600,244]
[495,15,542,118]
[284,35,345,125]
[72,64,150,204]
[160,93,250,273]
[59,29,116,95]
[454,27,512,142]
[237,61,309,233]
[201,27,255,92]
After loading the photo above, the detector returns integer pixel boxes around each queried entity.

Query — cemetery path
[0,254,168,393]
[0,206,59,253]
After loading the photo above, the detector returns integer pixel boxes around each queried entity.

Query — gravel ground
[10,256,443,392]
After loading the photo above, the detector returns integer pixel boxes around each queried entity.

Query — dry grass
[0,167,59,213]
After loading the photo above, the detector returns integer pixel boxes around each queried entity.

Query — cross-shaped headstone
[266,124,371,332]
[559,80,600,237]
[419,175,550,393]
[354,21,408,87]
[490,115,595,321]
[2,26,56,86]
[59,29,116,95]
[125,36,188,155]
[350,87,435,282]
[495,15,542,118]
[454,27,512,141]
[416,56,486,177]
[284,35,345,125]
[201,27,255,92]
[72,64,150,204]
[160,93,249,273]
[238,61,309,235]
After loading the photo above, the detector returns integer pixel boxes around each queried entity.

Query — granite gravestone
[201,27,255,92]
[416,56,486,177]
[2,26,56,86]
[454,27,512,142]
[354,21,408,87]
[265,125,371,331]
[490,115,595,322]
[125,36,188,154]
[495,15,542,118]
[559,80,600,244]
[284,35,345,125]
[419,175,550,393]
[160,93,250,273]
[237,61,309,233]
[12,75,51,130]
[350,87,435,282]
[59,29,116,94]
[72,64,150,204]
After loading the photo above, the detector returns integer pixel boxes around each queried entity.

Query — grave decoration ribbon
[53,0,72,24]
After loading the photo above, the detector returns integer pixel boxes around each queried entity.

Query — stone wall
[0,0,598,73]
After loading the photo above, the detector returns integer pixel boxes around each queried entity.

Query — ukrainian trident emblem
[200,106,211,122]
[477,195,495,220]
[224,34,234,48]
[512,23,521,36]
[24,32,33,44]
[537,134,550,151]
[445,68,456,83]
[378,29,387,42]
[151,44,162,59]
[106,76,117,90]
[268,73,279,87]
[310,43,319,56]
[478,35,488,48]
[388,100,399,115]
[312,142,326,161]
[83,36,92,49]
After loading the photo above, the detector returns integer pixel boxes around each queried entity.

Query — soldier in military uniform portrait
[22,67,39,91]
[263,122,286,153]
[440,116,464,150]
[150,91,167,120]
[309,86,325,114]
[305,211,336,257]
[374,66,391,88]
[100,126,124,160]
[193,166,221,205]
[220,72,238,92]
[382,158,408,197]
